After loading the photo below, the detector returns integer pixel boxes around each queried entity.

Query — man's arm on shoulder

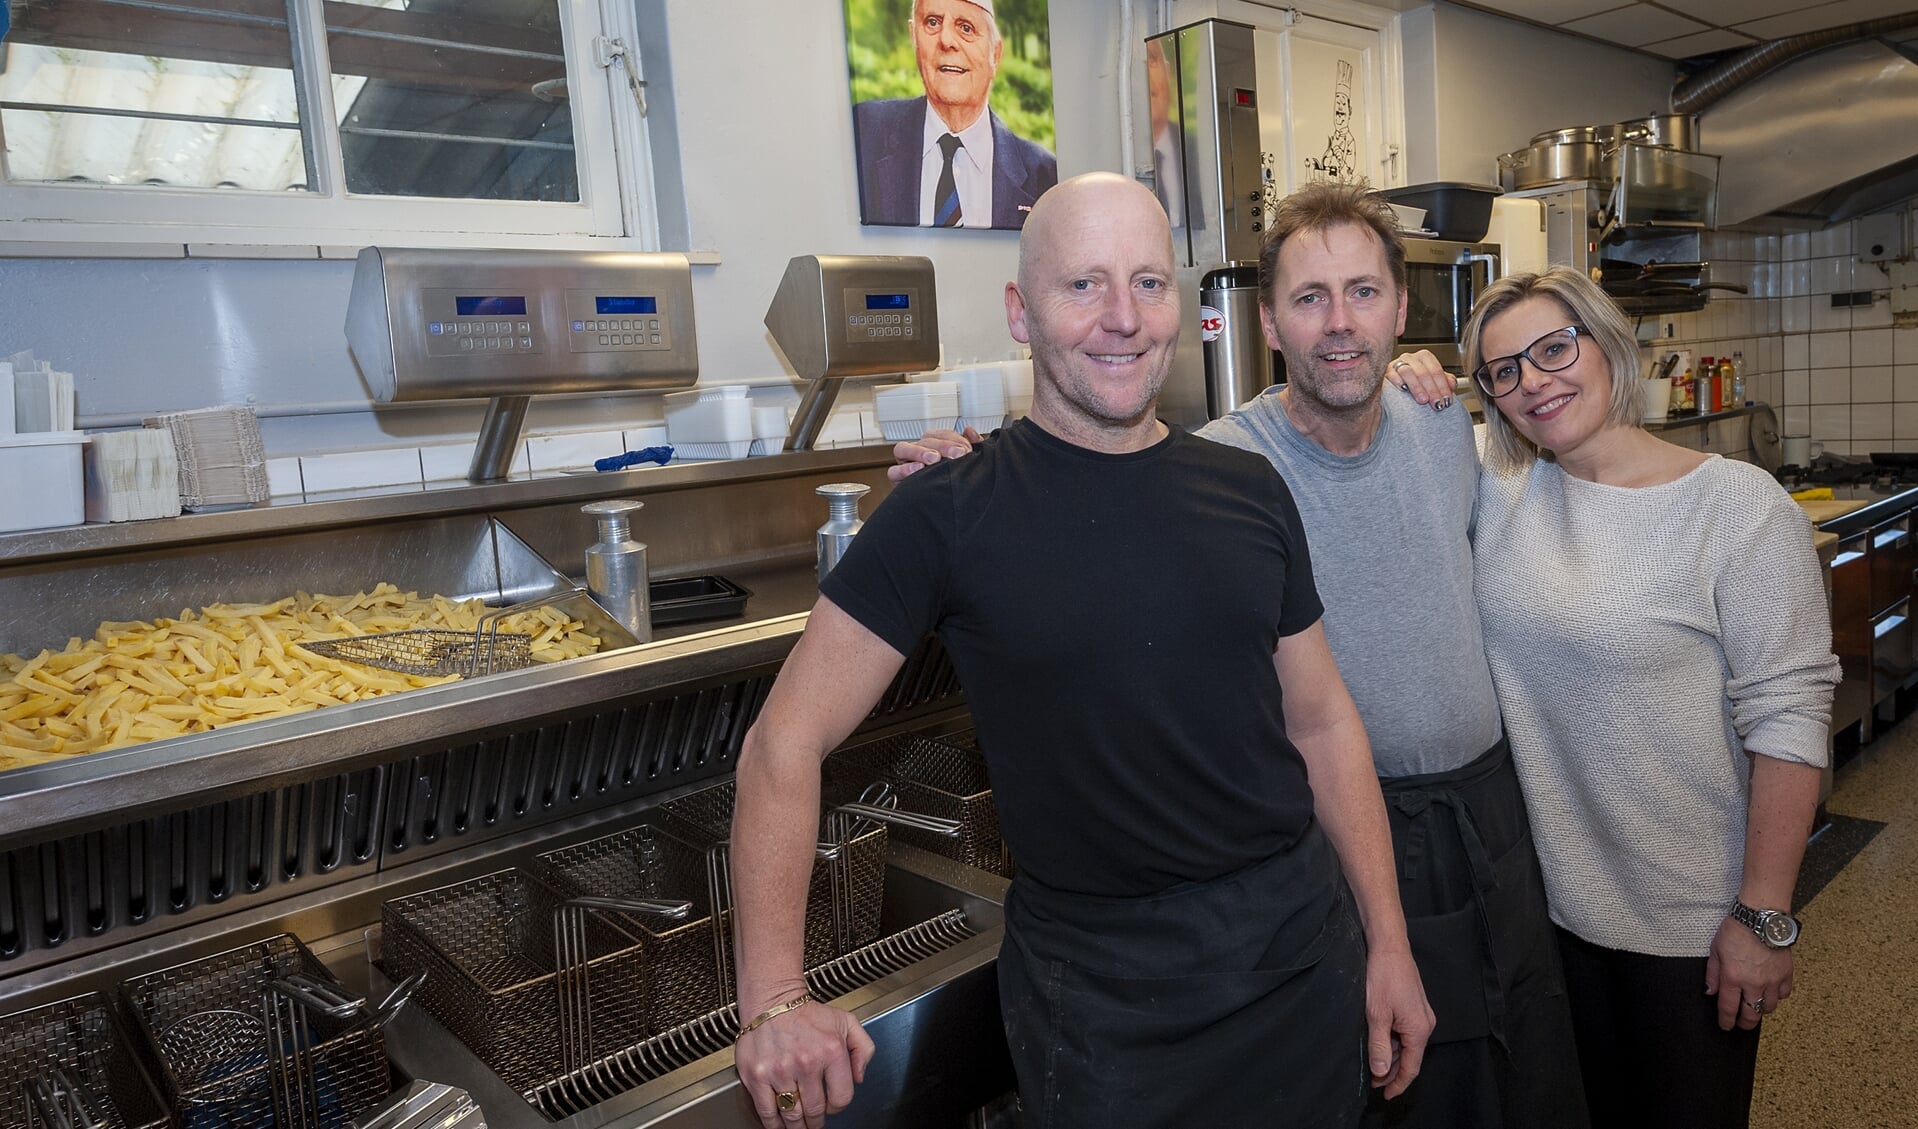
[730,597,910,1126]
[1272,622,1434,1100]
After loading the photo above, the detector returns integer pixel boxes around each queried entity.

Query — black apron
[998,821,1368,1129]
[1364,738,1589,1129]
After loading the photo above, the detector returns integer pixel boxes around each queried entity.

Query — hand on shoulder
[888,427,984,482]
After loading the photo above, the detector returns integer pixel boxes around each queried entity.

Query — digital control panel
[345,248,700,403]
[564,290,675,354]
[842,288,920,342]
[422,290,542,357]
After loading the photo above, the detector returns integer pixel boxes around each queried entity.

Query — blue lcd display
[455,295,528,316]
[865,293,910,310]
[596,296,658,315]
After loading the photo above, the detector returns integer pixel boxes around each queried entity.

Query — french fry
[3,586,600,763]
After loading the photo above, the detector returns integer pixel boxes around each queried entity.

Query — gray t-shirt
[1200,387,1500,776]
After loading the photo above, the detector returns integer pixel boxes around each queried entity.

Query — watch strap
[1730,900,1799,947]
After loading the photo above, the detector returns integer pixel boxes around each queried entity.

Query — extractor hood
[1693,34,1918,226]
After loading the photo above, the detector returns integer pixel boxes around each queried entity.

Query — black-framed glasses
[1472,325,1586,399]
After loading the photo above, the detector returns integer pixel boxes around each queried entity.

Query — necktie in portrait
[935,133,964,227]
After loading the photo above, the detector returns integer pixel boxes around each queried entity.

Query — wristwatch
[1730,900,1802,949]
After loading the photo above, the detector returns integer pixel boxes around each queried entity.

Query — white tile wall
[1649,196,1918,458]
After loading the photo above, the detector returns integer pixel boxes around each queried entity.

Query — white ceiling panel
[1564,3,1711,45]
[1462,0,1633,23]
[1739,0,1918,39]
[1456,0,1918,62]
[1641,28,1764,58]
[1660,0,1823,22]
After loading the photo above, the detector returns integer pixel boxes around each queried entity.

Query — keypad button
[650,333,661,344]
[518,321,530,333]
[520,336,533,349]
[428,322,444,335]
[574,320,585,332]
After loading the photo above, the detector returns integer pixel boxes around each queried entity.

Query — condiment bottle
[583,499,653,643]
[816,482,872,584]
[1699,357,1716,413]
[1730,351,1746,406]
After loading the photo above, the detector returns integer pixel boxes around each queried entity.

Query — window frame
[0,0,653,254]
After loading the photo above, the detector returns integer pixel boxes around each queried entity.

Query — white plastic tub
[0,430,89,532]
[665,385,755,460]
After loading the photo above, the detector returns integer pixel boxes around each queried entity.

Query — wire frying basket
[297,591,579,677]
[0,993,170,1129]
[379,868,680,1095]
[532,823,727,1031]
[826,734,1008,875]
[658,778,961,1003]
[118,934,392,1129]
[657,782,888,991]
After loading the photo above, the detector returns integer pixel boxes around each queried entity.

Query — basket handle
[563,894,694,920]
[27,1064,102,1129]
[269,972,367,1019]
[832,801,962,838]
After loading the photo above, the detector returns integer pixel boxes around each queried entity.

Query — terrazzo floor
[1752,711,1918,1126]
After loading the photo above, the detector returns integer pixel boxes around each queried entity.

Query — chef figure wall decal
[1304,60,1358,184]
[846,0,1058,230]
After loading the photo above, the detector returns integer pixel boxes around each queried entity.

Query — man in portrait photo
[850,0,1058,230]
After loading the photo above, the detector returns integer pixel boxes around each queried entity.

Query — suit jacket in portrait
[852,96,1058,229]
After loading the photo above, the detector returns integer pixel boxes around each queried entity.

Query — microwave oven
[1395,238,1501,372]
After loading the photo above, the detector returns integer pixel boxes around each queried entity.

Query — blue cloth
[595,446,673,472]
[850,97,1057,229]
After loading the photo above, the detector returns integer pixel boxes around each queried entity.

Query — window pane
[0,0,310,191]
[326,0,579,202]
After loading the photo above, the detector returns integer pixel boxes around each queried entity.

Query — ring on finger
[776,1088,801,1113]
[1747,997,1765,1013]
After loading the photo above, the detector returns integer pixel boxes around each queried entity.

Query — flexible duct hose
[1671,13,1918,115]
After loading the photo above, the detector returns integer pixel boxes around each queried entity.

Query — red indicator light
[1235,89,1255,107]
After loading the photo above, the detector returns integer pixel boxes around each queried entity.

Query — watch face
[1762,912,1799,947]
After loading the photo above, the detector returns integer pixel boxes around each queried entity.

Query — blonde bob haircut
[1463,266,1646,473]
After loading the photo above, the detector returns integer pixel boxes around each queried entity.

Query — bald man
[729,173,1431,1128]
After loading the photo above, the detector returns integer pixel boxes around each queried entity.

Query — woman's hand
[1386,350,1456,410]
[888,427,982,482]
[1706,916,1794,1031]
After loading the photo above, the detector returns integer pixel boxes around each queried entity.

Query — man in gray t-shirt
[895,183,1588,1128]
[1201,383,1496,778]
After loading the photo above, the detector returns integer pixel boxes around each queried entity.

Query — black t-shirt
[822,419,1325,897]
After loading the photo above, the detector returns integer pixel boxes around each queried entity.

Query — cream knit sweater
[1474,454,1840,956]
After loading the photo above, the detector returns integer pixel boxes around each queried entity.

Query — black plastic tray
[650,575,752,626]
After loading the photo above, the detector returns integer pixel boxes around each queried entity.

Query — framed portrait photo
[845,0,1057,231]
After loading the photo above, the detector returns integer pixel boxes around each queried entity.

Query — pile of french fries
[0,583,601,768]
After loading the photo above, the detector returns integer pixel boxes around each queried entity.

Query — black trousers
[1556,927,1762,1129]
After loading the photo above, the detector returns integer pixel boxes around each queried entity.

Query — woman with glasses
[1452,266,1838,1128]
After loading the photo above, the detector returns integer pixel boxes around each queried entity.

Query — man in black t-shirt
[729,172,1432,1129]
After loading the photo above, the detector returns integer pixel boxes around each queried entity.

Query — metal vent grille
[527,909,978,1119]
[0,769,386,963]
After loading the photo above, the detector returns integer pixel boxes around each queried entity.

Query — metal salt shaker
[815,482,872,584]
[582,499,653,643]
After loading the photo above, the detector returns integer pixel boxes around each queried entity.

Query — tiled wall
[1654,198,1918,457]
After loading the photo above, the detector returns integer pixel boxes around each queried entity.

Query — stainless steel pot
[1616,113,1698,150]
[1499,140,1604,190]
[1531,125,1598,146]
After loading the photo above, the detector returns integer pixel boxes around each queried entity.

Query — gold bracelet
[737,992,813,1041]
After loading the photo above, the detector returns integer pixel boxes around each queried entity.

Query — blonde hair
[1463,266,1645,472]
